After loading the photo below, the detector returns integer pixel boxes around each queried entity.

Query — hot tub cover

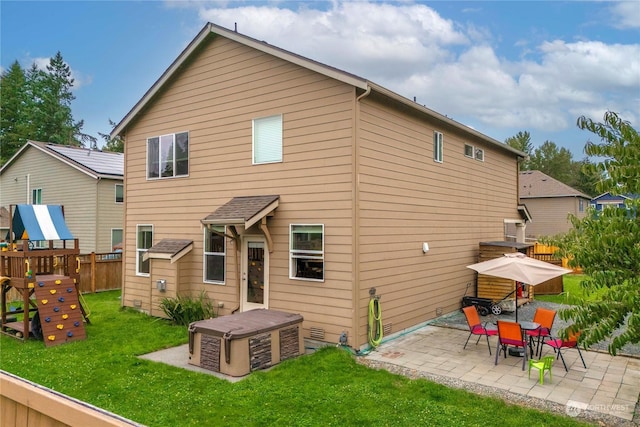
[189,309,303,340]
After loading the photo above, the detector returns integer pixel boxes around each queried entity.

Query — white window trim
[203,226,226,285]
[252,114,283,165]
[115,184,124,204]
[289,224,325,282]
[433,131,443,163]
[136,224,153,277]
[146,131,189,180]
[475,148,485,162]
[111,228,123,250]
[464,144,474,158]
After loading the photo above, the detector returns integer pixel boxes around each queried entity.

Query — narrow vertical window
[433,131,443,163]
[136,225,153,275]
[115,184,124,203]
[204,226,226,283]
[475,148,484,162]
[253,114,283,164]
[32,188,42,204]
[111,228,123,251]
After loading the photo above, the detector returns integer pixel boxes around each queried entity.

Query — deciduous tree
[550,111,639,355]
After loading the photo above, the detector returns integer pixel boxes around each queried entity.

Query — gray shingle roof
[148,239,193,256]
[519,170,590,199]
[202,195,280,227]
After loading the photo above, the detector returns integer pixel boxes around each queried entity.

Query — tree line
[0,52,122,166]
[505,131,603,197]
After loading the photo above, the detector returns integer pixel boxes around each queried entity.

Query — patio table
[508,321,540,357]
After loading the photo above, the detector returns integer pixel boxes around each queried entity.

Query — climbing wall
[32,276,86,347]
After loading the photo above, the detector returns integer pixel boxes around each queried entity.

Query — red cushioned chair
[543,328,587,372]
[462,306,498,355]
[526,307,556,358]
[495,320,528,370]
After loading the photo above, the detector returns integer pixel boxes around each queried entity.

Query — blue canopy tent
[8,205,74,241]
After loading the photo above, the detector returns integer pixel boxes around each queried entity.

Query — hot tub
[188,309,304,377]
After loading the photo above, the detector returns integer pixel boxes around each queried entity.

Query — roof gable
[519,170,590,199]
[1,141,123,180]
[112,22,524,160]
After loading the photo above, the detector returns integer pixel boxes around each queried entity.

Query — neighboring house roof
[0,206,10,231]
[202,195,280,229]
[112,22,525,160]
[591,192,637,202]
[519,170,590,199]
[0,140,123,180]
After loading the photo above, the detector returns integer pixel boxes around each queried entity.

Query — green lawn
[1,291,589,426]
[536,274,606,304]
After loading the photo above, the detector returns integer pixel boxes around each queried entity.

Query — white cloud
[193,1,638,136]
[609,1,640,29]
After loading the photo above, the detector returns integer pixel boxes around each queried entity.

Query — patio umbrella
[466,252,572,322]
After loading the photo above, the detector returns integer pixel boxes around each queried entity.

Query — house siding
[519,197,587,238]
[355,98,519,344]
[95,179,124,252]
[122,36,356,339]
[0,147,99,254]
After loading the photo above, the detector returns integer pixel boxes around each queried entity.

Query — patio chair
[462,306,498,355]
[526,307,556,358]
[528,355,554,384]
[495,320,528,370]
[543,328,587,372]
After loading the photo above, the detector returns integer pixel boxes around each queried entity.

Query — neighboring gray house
[0,141,124,254]
[515,170,591,239]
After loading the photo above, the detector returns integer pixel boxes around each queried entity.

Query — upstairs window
[290,224,324,281]
[253,114,282,164]
[204,226,226,284]
[464,144,474,158]
[115,184,124,203]
[32,188,42,204]
[475,148,485,162]
[433,131,443,163]
[147,132,189,179]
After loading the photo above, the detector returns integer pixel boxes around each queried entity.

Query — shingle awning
[201,195,279,229]
[145,239,193,263]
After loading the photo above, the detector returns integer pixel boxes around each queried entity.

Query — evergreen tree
[550,112,639,355]
[99,119,124,153]
[0,61,30,164]
[528,140,574,184]
[505,131,533,170]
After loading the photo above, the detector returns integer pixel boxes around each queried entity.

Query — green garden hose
[368,297,383,348]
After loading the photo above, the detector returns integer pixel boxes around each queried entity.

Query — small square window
[464,144,474,158]
[475,148,484,161]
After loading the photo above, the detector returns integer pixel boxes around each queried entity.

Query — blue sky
[2,1,639,157]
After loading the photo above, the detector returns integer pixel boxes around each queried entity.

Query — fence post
[91,252,96,294]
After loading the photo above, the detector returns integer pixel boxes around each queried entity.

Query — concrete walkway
[363,325,640,424]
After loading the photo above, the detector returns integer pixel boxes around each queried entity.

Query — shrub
[159,291,216,325]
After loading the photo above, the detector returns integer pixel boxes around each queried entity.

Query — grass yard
[535,274,606,304]
[1,291,589,426]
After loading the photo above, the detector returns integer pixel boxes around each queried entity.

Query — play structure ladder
[32,276,86,347]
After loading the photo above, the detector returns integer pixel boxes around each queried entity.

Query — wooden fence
[1,370,141,426]
[3,252,121,302]
[78,252,122,294]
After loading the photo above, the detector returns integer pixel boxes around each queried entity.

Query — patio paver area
[364,325,640,424]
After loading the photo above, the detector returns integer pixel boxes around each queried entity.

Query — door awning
[201,195,279,229]
[9,205,74,241]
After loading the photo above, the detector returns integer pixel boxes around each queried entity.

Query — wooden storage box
[188,309,304,377]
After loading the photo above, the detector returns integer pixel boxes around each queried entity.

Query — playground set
[1,204,88,346]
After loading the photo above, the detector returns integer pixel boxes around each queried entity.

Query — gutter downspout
[353,86,371,347]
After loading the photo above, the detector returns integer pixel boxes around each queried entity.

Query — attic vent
[383,323,393,335]
[309,327,324,340]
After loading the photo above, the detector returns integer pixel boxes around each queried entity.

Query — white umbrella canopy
[467,252,572,286]
[467,252,572,322]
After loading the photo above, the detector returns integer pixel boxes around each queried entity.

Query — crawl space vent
[383,323,392,335]
[309,327,324,340]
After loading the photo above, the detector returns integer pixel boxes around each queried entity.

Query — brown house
[516,170,590,239]
[112,23,525,349]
